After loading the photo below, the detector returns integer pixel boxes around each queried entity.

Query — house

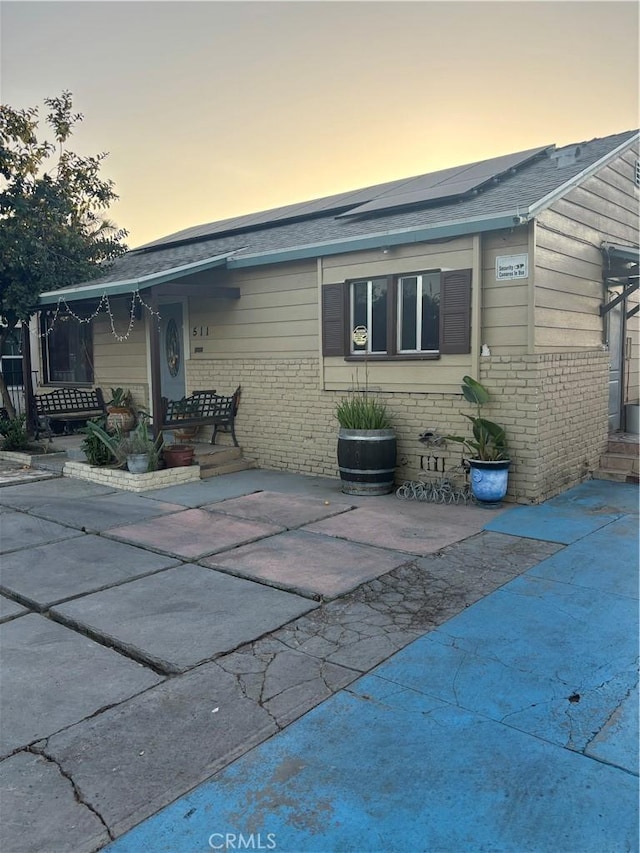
[34,129,639,502]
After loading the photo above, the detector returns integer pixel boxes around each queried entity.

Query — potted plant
[83,414,162,473]
[163,443,196,468]
[335,391,396,495]
[445,375,510,505]
[106,387,135,434]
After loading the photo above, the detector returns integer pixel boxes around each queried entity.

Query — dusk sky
[1,1,638,248]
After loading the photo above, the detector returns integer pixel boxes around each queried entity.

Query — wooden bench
[161,387,241,447]
[35,387,106,440]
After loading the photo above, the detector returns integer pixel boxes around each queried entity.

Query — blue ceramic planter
[469,459,511,505]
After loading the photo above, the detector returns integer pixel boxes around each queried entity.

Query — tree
[0,91,128,417]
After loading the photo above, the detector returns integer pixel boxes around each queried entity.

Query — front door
[606,290,624,432]
[159,303,186,402]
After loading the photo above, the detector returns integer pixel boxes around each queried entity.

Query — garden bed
[63,460,201,493]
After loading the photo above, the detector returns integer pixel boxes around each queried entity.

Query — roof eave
[227,211,524,269]
[38,251,237,306]
[526,132,639,220]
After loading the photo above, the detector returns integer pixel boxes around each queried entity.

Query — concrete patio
[0,464,637,852]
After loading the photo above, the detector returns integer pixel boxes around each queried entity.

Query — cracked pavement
[0,472,637,852]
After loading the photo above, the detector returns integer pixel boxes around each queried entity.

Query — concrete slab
[104,508,282,560]
[368,570,637,745]
[51,564,318,673]
[0,614,161,756]
[0,511,82,555]
[205,490,354,529]
[146,469,348,505]
[0,593,28,623]
[0,467,57,487]
[203,529,411,600]
[216,636,358,728]
[143,479,262,507]
[27,492,186,533]
[585,689,640,773]
[0,477,115,509]
[546,479,640,516]
[0,751,110,853]
[40,662,279,837]
[303,499,501,555]
[271,533,563,673]
[529,515,639,599]
[483,503,622,543]
[106,687,639,853]
[0,535,180,610]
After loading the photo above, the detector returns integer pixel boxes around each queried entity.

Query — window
[42,314,94,384]
[322,268,471,359]
[351,278,388,354]
[1,327,23,387]
[398,272,440,353]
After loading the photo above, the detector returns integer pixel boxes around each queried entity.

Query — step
[599,452,640,473]
[193,445,242,468]
[607,439,640,456]
[199,458,256,479]
[593,469,640,484]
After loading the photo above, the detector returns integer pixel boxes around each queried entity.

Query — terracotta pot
[107,408,135,434]
[163,444,195,468]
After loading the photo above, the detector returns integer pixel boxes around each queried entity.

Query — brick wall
[187,349,610,503]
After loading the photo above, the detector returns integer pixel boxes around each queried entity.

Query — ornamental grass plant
[336,392,392,430]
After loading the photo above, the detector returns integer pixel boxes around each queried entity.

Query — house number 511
[192,326,210,337]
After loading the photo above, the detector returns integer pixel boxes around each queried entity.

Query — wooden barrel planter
[337,428,397,496]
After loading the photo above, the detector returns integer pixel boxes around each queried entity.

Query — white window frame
[350,278,387,355]
[397,272,440,354]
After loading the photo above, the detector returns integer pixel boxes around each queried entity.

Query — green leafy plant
[336,393,392,430]
[81,416,115,466]
[82,414,162,471]
[445,376,508,461]
[107,387,132,409]
[0,413,30,451]
[0,91,128,418]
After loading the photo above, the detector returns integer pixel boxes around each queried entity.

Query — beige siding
[322,238,475,392]
[625,287,639,406]
[92,298,150,408]
[534,144,639,353]
[481,226,530,355]
[188,261,319,361]
[322,238,473,281]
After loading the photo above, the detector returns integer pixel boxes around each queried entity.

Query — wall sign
[496,253,528,281]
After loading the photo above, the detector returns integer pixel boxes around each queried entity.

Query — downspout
[148,293,163,438]
[527,219,537,354]
[317,257,325,391]
[471,234,482,380]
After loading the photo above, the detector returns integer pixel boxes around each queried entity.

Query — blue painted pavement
[108,482,639,853]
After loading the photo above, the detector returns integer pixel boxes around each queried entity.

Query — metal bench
[161,387,241,447]
[35,387,107,440]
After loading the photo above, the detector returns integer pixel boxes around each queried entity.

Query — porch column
[147,292,163,437]
[21,322,36,433]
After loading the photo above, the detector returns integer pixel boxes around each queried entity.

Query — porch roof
[38,251,236,306]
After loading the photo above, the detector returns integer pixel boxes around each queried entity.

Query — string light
[39,290,163,341]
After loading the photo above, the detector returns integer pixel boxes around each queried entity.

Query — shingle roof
[43,130,639,294]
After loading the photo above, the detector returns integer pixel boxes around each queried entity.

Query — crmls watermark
[208,832,277,850]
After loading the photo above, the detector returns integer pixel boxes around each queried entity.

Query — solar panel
[336,145,550,218]
[136,144,550,252]
[137,176,412,252]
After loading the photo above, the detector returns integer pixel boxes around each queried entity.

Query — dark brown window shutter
[440,269,471,354]
[322,283,347,356]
